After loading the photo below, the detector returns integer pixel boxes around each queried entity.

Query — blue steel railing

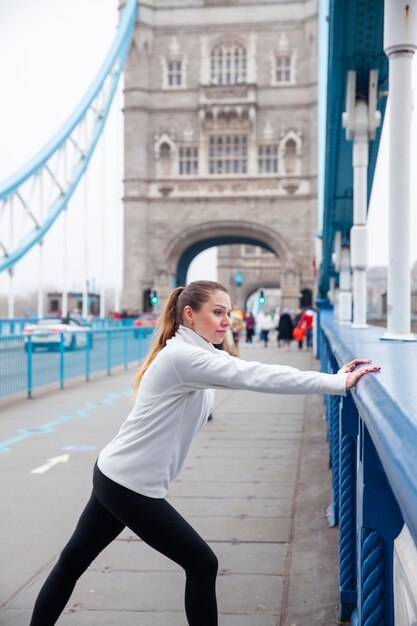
[0,326,153,399]
[0,317,137,335]
[317,305,417,626]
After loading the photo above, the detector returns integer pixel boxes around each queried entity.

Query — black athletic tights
[29,463,218,625]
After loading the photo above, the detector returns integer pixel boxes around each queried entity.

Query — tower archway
[153,220,302,310]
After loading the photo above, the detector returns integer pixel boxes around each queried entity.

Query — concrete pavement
[0,344,340,625]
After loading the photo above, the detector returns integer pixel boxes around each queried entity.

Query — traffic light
[150,289,159,305]
[258,289,265,304]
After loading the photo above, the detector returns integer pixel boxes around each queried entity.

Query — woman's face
[183,290,232,344]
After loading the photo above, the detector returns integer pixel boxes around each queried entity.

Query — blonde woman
[30,280,380,626]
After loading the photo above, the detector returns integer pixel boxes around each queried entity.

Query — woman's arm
[171,347,350,396]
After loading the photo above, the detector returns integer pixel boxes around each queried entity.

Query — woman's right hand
[345,363,381,390]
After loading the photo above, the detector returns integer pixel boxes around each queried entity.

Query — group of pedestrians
[276,307,314,351]
[242,307,315,350]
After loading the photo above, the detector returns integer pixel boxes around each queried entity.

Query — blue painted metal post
[315,298,332,361]
[107,330,112,376]
[356,423,403,625]
[339,393,358,620]
[27,338,33,399]
[59,333,65,389]
[124,330,128,370]
[327,394,341,526]
[138,331,143,363]
[85,331,91,382]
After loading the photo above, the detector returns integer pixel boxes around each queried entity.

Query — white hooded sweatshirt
[97,325,348,498]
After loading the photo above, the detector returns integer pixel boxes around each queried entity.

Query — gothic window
[178,146,199,175]
[258,145,279,174]
[210,42,247,85]
[209,135,247,175]
[167,60,183,87]
[243,244,257,255]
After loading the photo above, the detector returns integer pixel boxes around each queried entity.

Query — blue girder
[319,0,388,297]
[0,0,138,273]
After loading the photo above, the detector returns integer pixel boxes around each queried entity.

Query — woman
[29,280,380,626]
[245,311,256,343]
[276,307,294,351]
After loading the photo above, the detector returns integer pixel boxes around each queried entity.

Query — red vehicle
[133,313,159,338]
[133,313,159,328]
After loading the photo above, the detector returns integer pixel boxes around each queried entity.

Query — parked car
[133,313,159,338]
[23,317,93,351]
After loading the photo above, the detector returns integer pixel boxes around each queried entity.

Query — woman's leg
[94,466,218,626]
[30,490,125,626]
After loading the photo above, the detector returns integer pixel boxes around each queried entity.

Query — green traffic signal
[258,289,265,304]
[150,290,159,305]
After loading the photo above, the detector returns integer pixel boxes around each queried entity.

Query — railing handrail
[321,309,417,546]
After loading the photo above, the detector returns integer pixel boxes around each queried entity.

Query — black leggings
[30,464,218,625]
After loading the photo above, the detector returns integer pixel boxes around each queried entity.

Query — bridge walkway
[0,344,339,625]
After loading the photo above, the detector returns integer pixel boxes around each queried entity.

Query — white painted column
[383,0,417,340]
[343,70,381,329]
[339,245,353,324]
[350,100,368,327]
[332,231,351,324]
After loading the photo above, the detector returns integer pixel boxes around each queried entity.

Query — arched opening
[177,236,275,287]
[299,288,312,308]
[244,285,282,316]
[158,220,300,312]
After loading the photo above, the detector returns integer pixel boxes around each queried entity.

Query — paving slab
[0,345,340,625]
[167,495,292,517]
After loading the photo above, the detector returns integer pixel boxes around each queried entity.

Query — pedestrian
[256,309,274,347]
[244,311,256,344]
[299,307,314,349]
[29,280,380,626]
[293,307,304,350]
[276,308,294,351]
[230,311,244,352]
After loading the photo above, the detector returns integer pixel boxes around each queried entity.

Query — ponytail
[134,287,184,392]
[134,280,229,394]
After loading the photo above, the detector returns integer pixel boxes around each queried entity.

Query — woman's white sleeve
[172,349,348,396]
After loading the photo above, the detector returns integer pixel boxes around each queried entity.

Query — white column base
[381,331,417,342]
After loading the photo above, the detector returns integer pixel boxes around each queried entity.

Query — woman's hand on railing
[340,359,381,390]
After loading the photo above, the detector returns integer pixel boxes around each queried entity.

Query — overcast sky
[0,1,416,304]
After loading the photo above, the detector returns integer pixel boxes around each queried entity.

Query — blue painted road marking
[0,388,131,454]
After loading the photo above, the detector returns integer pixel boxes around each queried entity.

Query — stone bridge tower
[122,0,318,312]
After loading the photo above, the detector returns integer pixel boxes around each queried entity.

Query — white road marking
[30,453,70,474]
